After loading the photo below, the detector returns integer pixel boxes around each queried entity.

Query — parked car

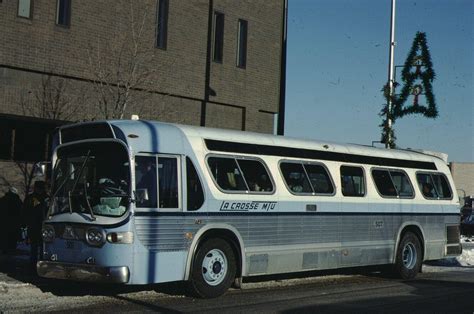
[461,214,474,237]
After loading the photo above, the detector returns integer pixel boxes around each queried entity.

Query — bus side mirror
[33,162,49,177]
[135,189,149,203]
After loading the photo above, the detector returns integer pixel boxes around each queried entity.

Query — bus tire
[394,232,422,279]
[188,238,236,298]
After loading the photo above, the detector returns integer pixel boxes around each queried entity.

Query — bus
[37,120,461,298]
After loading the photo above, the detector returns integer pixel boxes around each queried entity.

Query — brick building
[0,0,287,196]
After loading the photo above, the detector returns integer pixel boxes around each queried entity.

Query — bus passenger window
[187,157,204,211]
[431,174,452,199]
[280,162,313,194]
[304,164,334,194]
[417,173,452,199]
[158,157,179,208]
[390,171,414,198]
[208,157,248,191]
[372,169,397,197]
[417,173,438,198]
[135,156,158,208]
[237,159,274,192]
[340,166,365,197]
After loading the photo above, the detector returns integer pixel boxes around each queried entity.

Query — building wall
[450,162,474,199]
[0,0,284,197]
[0,0,283,130]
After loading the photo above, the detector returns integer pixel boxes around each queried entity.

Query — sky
[285,0,473,162]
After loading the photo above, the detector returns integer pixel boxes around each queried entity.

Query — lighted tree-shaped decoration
[380,32,438,148]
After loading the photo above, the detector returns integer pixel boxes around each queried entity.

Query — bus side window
[280,162,313,194]
[158,157,179,208]
[237,159,274,192]
[186,157,204,211]
[390,170,414,198]
[431,174,452,199]
[416,173,438,198]
[372,169,397,197]
[304,163,334,194]
[417,173,452,200]
[208,157,248,191]
[135,156,158,208]
[340,166,365,197]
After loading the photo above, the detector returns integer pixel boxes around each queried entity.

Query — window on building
[207,156,273,193]
[186,157,204,211]
[0,126,13,160]
[213,11,225,63]
[236,19,248,68]
[156,0,169,49]
[340,166,365,197]
[56,0,71,27]
[417,173,452,199]
[17,0,33,19]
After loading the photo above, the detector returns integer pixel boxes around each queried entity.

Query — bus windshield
[51,141,130,218]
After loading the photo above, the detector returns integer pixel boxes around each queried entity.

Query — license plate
[66,241,75,249]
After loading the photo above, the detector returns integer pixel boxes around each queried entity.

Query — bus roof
[60,120,447,166]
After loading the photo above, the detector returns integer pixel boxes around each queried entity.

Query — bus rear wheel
[394,231,422,279]
[188,238,236,298]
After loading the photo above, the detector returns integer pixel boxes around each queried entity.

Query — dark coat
[24,192,48,244]
[0,191,23,251]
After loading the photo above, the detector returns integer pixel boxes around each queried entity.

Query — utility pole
[277,0,288,135]
[386,0,396,148]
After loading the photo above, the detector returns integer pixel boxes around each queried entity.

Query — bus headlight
[42,225,55,242]
[85,227,106,247]
[107,232,134,244]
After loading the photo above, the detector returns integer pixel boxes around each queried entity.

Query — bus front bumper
[37,261,130,284]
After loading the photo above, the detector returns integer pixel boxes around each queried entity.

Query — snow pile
[456,248,474,266]
[425,237,474,268]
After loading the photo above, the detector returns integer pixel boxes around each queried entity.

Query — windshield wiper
[83,182,96,221]
[47,160,83,218]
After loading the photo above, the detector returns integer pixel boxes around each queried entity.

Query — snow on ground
[423,236,474,272]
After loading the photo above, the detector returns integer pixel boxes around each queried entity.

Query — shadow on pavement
[279,277,474,313]
[0,243,187,298]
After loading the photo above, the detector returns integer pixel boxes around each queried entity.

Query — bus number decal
[374,220,384,229]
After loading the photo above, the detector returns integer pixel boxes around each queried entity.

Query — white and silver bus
[38,120,461,298]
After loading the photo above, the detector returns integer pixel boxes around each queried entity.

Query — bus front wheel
[188,238,236,298]
[394,231,422,279]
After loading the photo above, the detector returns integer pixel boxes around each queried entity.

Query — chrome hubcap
[202,249,227,286]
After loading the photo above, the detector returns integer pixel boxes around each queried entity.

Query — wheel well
[400,225,425,260]
[196,229,243,278]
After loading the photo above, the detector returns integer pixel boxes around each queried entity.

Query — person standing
[4,187,23,253]
[24,181,48,269]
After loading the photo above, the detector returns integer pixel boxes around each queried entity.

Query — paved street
[1,244,474,313]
